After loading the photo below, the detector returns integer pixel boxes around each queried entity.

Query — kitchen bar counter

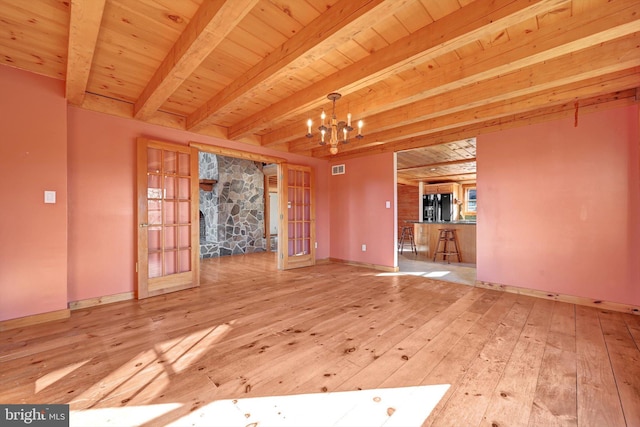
[408,221,476,263]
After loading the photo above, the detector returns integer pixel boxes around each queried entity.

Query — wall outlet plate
[44,190,56,204]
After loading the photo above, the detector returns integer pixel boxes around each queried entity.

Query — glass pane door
[137,138,199,298]
[147,148,195,277]
[279,164,315,270]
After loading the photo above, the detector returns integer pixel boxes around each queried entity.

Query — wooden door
[136,138,199,298]
[278,163,315,270]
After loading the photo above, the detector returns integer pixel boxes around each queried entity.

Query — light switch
[44,190,56,204]
[385,200,391,208]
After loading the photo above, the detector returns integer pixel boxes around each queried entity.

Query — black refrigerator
[439,193,453,221]
[423,193,453,222]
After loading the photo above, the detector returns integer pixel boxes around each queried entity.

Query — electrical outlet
[361,244,367,251]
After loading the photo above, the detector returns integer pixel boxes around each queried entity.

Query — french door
[278,163,316,270]
[136,138,199,298]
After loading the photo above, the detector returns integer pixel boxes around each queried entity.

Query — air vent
[332,164,345,175]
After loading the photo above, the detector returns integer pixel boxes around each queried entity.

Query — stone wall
[199,153,218,243]
[199,153,266,258]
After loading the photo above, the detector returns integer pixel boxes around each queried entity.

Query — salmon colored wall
[0,65,68,321]
[477,105,640,306]
[329,153,396,268]
[67,107,331,302]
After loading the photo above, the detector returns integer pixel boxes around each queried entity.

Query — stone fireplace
[199,152,266,258]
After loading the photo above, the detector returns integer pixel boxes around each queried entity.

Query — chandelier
[306,92,363,155]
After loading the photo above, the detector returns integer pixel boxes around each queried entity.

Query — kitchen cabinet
[422,183,461,198]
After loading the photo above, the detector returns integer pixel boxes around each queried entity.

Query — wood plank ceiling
[1,0,638,185]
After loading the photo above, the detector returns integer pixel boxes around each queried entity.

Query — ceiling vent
[331,164,345,175]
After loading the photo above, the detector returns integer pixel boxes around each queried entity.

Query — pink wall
[329,153,396,268]
[67,108,331,302]
[477,105,640,306]
[0,65,68,321]
[0,64,330,321]
[3,62,639,322]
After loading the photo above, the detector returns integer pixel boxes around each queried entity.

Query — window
[465,188,477,213]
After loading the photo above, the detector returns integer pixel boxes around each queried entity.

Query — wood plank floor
[1,253,639,426]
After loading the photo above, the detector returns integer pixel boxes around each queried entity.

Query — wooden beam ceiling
[133,0,259,120]
[3,0,638,178]
[304,36,640,158]
[397,158,477,172]
[65,0,106,105]
[233,0,571,141]
[186,0,405,132]
[330,89,637,160]
[267,0,640,149]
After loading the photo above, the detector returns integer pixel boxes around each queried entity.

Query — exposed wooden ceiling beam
[301,34,640,156]
[65,0,106,105]
[134,0,259,120]
[330,89,637,160]
[189,142,286,165]
[228,0,570,140]
[186,0,401,131]
[264,0,640,147]
[79,92,229,138]
[398,158,477,172]
[315,71,639,158]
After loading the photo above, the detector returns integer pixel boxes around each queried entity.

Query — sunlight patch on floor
[36,359,91,393]
[170,384,449,427]
[376,272,426,277]
[376,271,451,278]
[71,403,181,426]
[423,271,451,278]
[68,324,231,407]
[156,323,231,374]
[69,385,449,426]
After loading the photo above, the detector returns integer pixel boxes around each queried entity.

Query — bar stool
[398,225,417,255]
[433,228,462,263]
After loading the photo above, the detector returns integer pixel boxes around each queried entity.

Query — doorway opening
[395,138,477,286]
[263,164,278,253]
[191,142,285,267]
[198,152,271,258]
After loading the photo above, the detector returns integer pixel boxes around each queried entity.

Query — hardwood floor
[1,252,639,426]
